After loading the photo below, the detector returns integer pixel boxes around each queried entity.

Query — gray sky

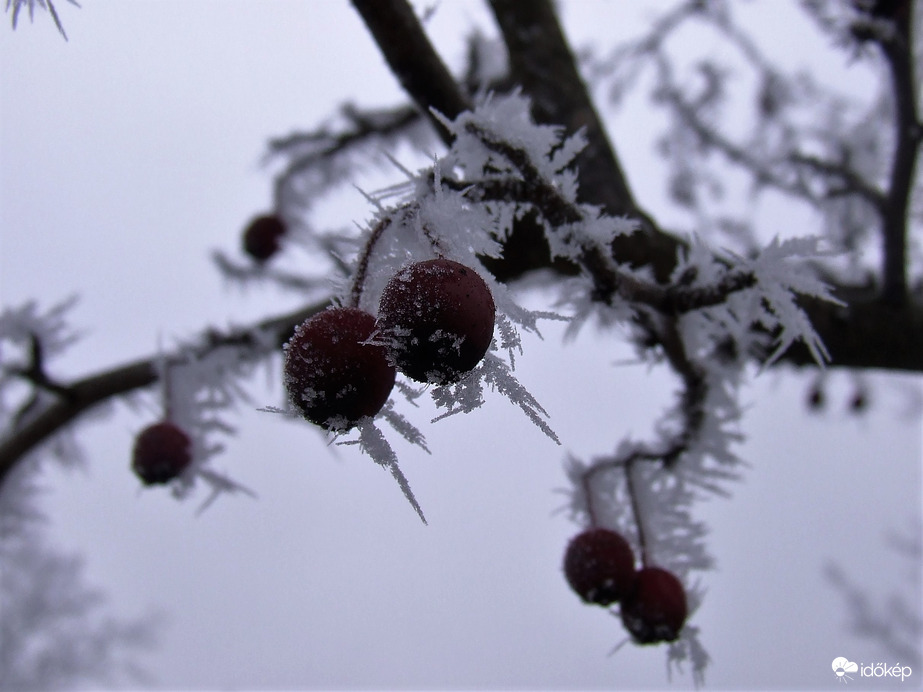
[1,1,921,689]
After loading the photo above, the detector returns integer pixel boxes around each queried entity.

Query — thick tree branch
[455,120,923,372]
[487,0,634,216]
[350,0,469,144]
[877,8,919,305]
[780,290,923,372]
[486,0,681,281]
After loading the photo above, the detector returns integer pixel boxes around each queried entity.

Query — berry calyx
[377,258,495,385]
[242,214,286,262]
[284,306,395,431]
[620,567,688,644]
[132,421,193,485]
[563,528,637,606]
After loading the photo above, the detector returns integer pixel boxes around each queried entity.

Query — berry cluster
[283,258,495,431]
[563,528,688,645]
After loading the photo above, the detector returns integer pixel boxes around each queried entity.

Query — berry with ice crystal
[620,567,688,644]
[132,421,193,485]
[563,528,637,606]
[284,306,395,431]
[377,258,495,385]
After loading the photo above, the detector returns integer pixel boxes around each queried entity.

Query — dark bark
[350,0,469,144]
[877,9,918,306]
[487,0,679,282]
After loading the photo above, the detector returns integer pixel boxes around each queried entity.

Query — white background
[1,1,921,689]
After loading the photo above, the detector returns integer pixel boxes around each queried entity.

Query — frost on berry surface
[283,307,395,428]
[377,258,496,385]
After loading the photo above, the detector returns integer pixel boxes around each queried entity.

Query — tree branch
[877,8,919,305]
[350,0,469,144]
[0,301,327,488]
[486,0,681,281]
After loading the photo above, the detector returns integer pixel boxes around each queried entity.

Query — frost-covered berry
[284,306,395,431]
[377,258,495,385]
[242,214,286,262]
[132,421,192,485]
[563,528,637,606]
[620,567,688,644]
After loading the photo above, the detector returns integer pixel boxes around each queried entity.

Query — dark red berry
[807,386,825,410]
[377,258,495,385]
[284,306,395,431]
[563,528,637,606]
[620,567,688,644]
[849,390,868,413]
[132,421,193,485]
[243,214,286,262]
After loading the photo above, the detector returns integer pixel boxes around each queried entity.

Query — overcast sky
[1,1,921,689]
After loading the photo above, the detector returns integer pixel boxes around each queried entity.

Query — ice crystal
[746,236,841,366]
[340,418,426,524]
[5,0,78,39]
[436,90,585,188]
[0,297,80,365]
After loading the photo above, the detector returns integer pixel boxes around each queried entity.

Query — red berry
[377,258,495,384]
[132,421,192,485]
[807,386,825,410]
[620,567,688,644]
[243,214,286,262]
[284,306,395,431]
[563,528,637,606]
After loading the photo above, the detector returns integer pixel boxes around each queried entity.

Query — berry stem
[349,195,451,310]
[581,450,656,569]
[623,457,650,568]
[420,221,447,258]
[162,360,175,422]
[581,470,600,528]
[349,216,394,308]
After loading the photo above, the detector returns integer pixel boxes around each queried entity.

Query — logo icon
[832,657,859,683]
